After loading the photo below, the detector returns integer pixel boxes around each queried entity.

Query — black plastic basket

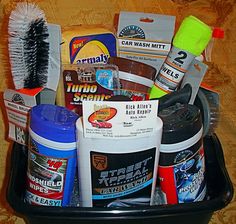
[6,134,234,224]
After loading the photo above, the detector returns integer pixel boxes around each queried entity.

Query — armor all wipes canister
[158,103,206,204]
[26,104,79,207]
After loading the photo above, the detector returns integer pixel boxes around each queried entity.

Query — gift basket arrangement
[3,2,233,224]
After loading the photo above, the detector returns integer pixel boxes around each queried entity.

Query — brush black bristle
[8,2,49,90]
[23,18,49,89]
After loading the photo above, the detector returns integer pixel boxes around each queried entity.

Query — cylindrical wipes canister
[26,104,79,207]
[76,116,163,207]
[158,103,206,204]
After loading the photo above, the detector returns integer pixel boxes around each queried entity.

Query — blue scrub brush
[8,2,49,89]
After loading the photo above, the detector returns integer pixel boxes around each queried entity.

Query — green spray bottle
[149,15,212,99]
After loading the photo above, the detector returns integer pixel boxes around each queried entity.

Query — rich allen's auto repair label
[158,139,206,204]
[82,100,158,139]
[25,149,68,206]
[90,148,156,207]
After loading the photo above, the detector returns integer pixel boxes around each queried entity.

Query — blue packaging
[25,104,79,207]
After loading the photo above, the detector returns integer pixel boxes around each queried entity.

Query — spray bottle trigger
[204,27,224,62]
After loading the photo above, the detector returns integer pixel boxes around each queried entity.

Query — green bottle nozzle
[173,15,212,56]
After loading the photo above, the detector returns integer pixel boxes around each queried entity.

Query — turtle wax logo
[12,93,25,105]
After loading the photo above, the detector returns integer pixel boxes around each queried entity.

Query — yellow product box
[61,26,117,64]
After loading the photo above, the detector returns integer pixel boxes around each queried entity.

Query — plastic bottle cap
[173,16,212,56]
[30,104,79,143]
[212,27,224,39]
[159,103,202,144]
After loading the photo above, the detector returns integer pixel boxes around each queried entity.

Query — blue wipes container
[25,104,79,207]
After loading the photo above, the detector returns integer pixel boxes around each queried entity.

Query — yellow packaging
[57,26,117,107]
[61,26,117,64]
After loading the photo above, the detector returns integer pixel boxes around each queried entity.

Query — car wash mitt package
[117,11,176,73]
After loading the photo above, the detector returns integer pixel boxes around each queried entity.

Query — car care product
[4,2,61,146]
[61,26,117,64]
[8,2,61,92]
[4,88,56,146]
[76,100,163,207]
[57,26,117,107]
[150,15,212,99]
[205,27,224,62]
[108,57,156,101]
[26,104,79,207]
[57,63,120,116]
[8,2,49,90]
[180,58,209,104]
[117,11,175,72]
[158,103,206,204]
[194,86,220,137]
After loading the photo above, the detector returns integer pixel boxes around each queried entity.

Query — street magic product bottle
[26,104,79,207]
[150,15,212,98]
[158,103,206,204]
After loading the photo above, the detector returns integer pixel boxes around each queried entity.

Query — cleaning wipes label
[158,139,206,204]
[25,149,67,206]
[90,148,156,207]
[82,100,158,139]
